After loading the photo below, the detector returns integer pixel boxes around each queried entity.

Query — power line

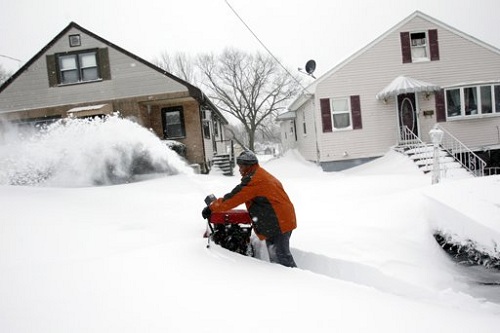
[224,0,310,93]
[0,54,22,63]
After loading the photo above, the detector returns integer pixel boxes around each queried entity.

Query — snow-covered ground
[1,116,500,332]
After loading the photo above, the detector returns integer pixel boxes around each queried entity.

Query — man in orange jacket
[203,150,297,267]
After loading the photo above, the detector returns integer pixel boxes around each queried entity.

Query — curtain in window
[446,89,461,117]
[464,87,477,115]
[480,86,492,113]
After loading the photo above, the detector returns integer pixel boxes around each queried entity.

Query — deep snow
[1,116,500,332]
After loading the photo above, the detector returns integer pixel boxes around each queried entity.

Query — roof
[0,22,228,125]
[275,111,296,122]
[288,10,500,111]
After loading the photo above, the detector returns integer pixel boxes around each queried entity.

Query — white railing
[434,125,486,177]
[399,126,433,171]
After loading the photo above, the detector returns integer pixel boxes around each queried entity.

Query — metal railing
[433,125,486,177]
[399,126,433,172]
[485,167,500,176]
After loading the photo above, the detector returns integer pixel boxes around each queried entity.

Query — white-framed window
[446,84,500,118]
[202,120,211,139]
[331,97,351,129]
[410,31,429,62]
[213,119,219,138]
[57,51,99,84]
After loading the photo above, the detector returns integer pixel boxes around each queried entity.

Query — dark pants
[266,231,297,268]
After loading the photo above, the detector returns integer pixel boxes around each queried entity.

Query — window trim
[330,97,352,131]
[445,83,500,120]
[400,29,439,64]
[410,31,430,62]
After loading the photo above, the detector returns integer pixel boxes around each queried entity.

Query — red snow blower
[203,194,254,256]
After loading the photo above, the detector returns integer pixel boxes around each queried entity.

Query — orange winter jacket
[209,164,296,240]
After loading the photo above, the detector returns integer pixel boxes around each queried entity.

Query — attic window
[410,32,428,61]
[58,51,99,84]
[400,29,439,63]
[69,34,81,47]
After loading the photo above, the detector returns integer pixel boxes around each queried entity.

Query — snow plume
[0,115,192,187]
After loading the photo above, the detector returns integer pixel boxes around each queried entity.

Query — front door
[397,93,418,138]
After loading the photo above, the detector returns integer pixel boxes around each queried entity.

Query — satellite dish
[305,60,316,75]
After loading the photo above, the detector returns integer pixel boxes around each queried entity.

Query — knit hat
[236,150,258,165]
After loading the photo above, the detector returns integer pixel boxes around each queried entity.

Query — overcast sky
[1,0,499,79]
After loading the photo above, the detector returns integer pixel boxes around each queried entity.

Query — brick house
[0,22,232,173]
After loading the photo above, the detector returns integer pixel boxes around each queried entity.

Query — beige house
[279,11,500,173]
[0,22,232,173]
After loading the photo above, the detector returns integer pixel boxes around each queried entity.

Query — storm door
[397,93,418,139]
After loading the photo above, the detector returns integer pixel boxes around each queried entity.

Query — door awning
[275,111,296,122]
[66,104,113,117]
[376,75,440,100]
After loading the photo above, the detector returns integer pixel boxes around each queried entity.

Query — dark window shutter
[428,29,440,61]
[46,54,58,87]
[350,95,362,129]
[320,98,332,133]
[98,48,111,80]
[435,89,446,122]
[400,32,412,64]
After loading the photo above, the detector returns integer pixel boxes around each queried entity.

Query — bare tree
[197,48,301,151]
[152,51,201,86]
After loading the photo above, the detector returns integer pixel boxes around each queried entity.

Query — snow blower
[203,194,254,257]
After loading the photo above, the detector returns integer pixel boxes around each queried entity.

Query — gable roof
[288,10,500,112]
[0,22,228,124]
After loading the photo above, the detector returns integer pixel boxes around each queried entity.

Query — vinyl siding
[295,99,318,162]
[309,14,500,163]
[0,27,187,112]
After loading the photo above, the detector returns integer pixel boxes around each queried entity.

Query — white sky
[1,0,499,78]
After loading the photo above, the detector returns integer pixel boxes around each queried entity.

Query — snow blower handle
[204,194,216,206]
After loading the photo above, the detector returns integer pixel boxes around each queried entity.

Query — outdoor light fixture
[429,124,444,184]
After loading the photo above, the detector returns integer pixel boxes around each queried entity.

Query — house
[279,11,500,173]
[0,22,232,174]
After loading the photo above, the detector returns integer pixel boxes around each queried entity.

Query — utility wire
[0,54,22,63]
[224,0,311,93]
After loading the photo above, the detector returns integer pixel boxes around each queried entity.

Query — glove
[202,206,212,219]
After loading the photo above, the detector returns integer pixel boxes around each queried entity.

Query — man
[203,150,297,268]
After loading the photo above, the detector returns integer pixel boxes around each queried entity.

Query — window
[481,86,493,114]
[446,89,461,117]
[47,48,110,87]
[410,32,428,61]
[203,121,210,139]
[57,50,99,84]
[213,119,219,137]
[495,85,500,112]
[68,34,81,47]
[331,98,351,129]
[445,84,500,118]
[161,106,185,139]
[320,96,362,132]
[302,112,307,135]
[400,29,439,63]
